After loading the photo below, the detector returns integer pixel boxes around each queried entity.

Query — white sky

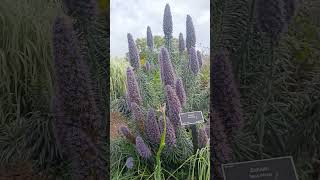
[110,0,210,57]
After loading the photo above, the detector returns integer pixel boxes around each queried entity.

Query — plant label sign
[179,111,204,126]
[222,156,298,180]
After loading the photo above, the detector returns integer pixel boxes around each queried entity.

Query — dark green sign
[222,156,298,180]
[179,111,204,125]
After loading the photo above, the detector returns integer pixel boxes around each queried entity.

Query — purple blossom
[256,0,285,41]
[212,50,243,138]
[145,61,151,72]
[197,50,203,69]
[126,67,142,105]
[127,33,140,69]
[178,33,185,53]
[188,47,199,74]
[147,26,154,50]
[165,85,182,129]
[175,78,187,106]
[119,125,136,144]
[52,16,106,179]
[130,102,145,134]
[186,15,196,49]
[135,136,152,159]
[63,0,98,19]
[163,4,173,39]
[159,47,176,86]
[125,157,134,169]
[198,127,208,148]
[159,116,176,148]
[145,108,161,146]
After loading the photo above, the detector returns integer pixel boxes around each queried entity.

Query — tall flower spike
[210,111,232,179]
[126,67,142,105]
[283,0,298,24]
[175,78,187,106]
[159,47,176,86]
[163,4,173,39]
[119,125,136,144]
[189,47,199,74]
[52,16,106,179]
[256,0,285,41]
[165,85,182,129]
[63,0,98,19]
[130,102,145,134]
[127,33,140,69]
[198,127,208,148]
[212,50,243,138]
[186,15,196,49]
[159,116,176,148]
[178,33,185,53]
[135,136,152,159]
[145,108,161,146]
[197,50,203,69]
[147,26,154,50]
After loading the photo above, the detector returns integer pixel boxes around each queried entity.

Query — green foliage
[110,58,129,100]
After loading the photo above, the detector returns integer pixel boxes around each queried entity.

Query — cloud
[110,0,210,57]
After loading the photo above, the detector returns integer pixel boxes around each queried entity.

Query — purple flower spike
[126,67,142,105]
[178,33,185,53]
[130,102,145,134]
[163,4,173,38]
[256,0,285,41]
[147,26,154,50]
[127,33,140,69]
[197,50,203,69]
[186,15,196,49]
[165,85,182,129]
[175,78,187,106]
[198,127,209,148]
[188,47,199,74]
[159,116,176,148]
[119,125,136,144]
[145,108,161,146]
[125,157,134,169]
[212,50,243,138]
[63,0,98,19]
[145,61,151,72]
[135,136,152,159]
[159,47,176,86]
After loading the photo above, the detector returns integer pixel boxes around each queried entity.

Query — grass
[110,57,129,101]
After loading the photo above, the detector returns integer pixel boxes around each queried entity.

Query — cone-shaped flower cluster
[130,102,145,134]
[135,136,152,159]
[210,111,232,179]
[165,85,182,129]
[197,50,203,69]
[52,16,105,179]
[198,127,208,148]
[283,0,298,24]
[212,50,243,138]
[159,47,176,86]
[189,47,199,74]
[256,0,286,41]
[163,4,173,39]
[63,0,98,19]
[145,61,151,72]
[159,116,176,148]
[126,67,142,105]
[145,108,161,146]
[119,125,136,144]
[179,33,185,53]
[127,33,140,69]
[175,78,187,106]
[147,26,154,50]
[125,157,134,169]
[186,15,196,49]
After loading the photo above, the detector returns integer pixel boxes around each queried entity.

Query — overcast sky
[110,0,210,57]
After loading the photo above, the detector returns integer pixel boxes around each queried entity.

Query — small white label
[179,111,204,126]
